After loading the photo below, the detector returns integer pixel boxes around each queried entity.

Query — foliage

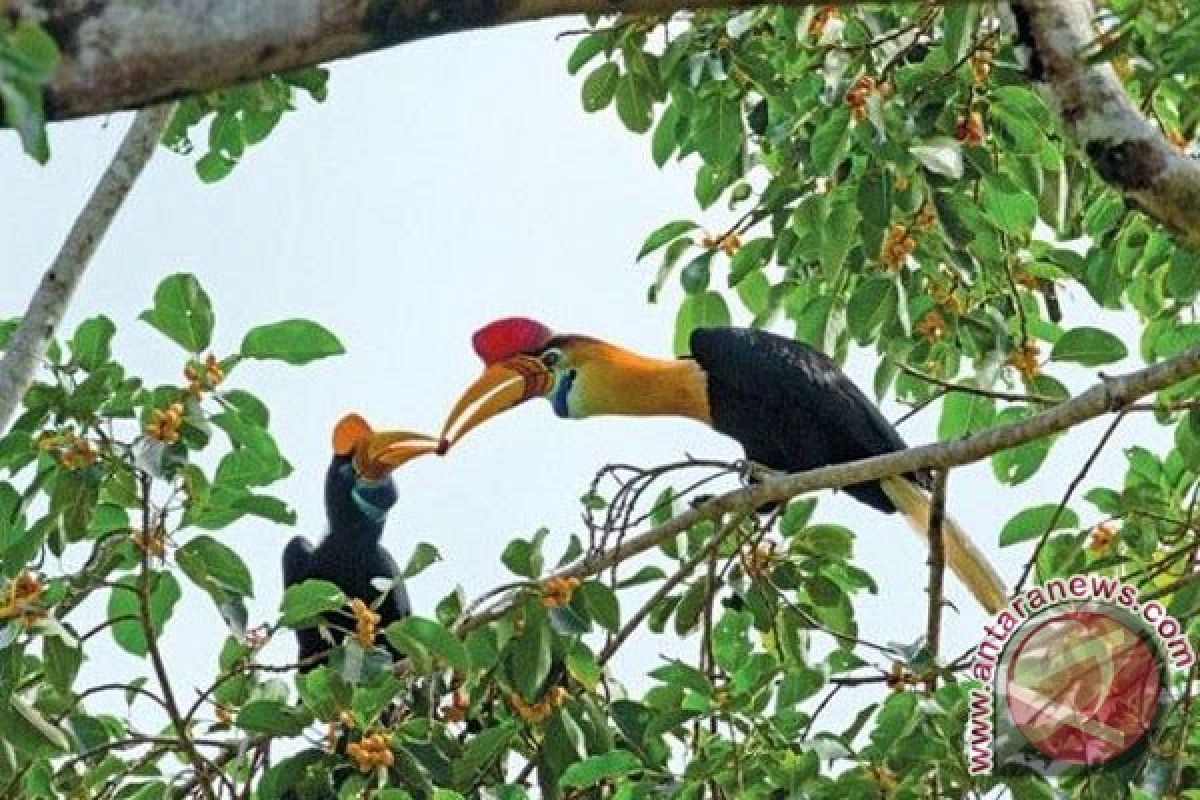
[569,3,1200,798]
[161,69,330,182]
[2,1,1200,799]
[0,16,58,163]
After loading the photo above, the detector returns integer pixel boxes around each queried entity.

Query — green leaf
[402,542,441,579]
[108,573,182,657]
[196,151,235,183]
[673,291,730,356]
[811,108,852,177]
[566,640,602,690]
[236,700,314,736]
[637,220,696,262]
[615,73,654,133]
[1000,504,1079,547]
[560,750,641,789]
[692,91,742,167]
[452,722,519,785]
[846,278,896,344]
[1050,327,1128,367]
[280,579,346,627]
[69,316,116,371]
[509,612,552,700]
[579,580,620,632]
[385,617,469,672]
[937,391,996,441]
[581,63,620,112]
[981,174,1037,237]
[567,32,611,75]
[240,319,344,365]
[176,534,254,597]
[139,273,215,352]
[728,238,773,286]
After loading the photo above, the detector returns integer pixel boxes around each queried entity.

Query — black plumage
[690,327,930,513]
[282,453,411,669]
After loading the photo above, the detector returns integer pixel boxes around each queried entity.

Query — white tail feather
[881,476,1008,614]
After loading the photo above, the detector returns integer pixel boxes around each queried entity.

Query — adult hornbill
[282,413,440,668]
[438,318,1007,613]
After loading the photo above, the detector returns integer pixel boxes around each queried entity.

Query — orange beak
[334,414,440,480]
[439,356,552,450]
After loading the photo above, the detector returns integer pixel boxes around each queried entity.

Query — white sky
[0,18,1170,751]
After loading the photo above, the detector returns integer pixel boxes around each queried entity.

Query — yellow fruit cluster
[915,311,948,343]
[1089,523,1117,554]
[540,576,581,609]
[185,353,225,398]
[845,75,876,122]
[145,402,185,444]
[0,571,45,628]
[346,732,394,772]
[38,431,97,470]
[955,111,985,146]
[808,5,838,39]
[700,232,742,257]
[970,49,992,86]
[880,224,916,271]
[509,686,569,725]
[440,687,471,723]
[740,541,777,581]
[132,527,167,558]
[1007,342,1042,380]
[349,598,381,648]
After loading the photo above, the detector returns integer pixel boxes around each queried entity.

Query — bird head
[327,413,439,527]
[439,317,710,450]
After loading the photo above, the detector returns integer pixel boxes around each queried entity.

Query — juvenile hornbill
[438,318,1007,613]
[282,413,440,668]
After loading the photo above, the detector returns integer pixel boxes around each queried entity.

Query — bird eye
[540,348,564,368]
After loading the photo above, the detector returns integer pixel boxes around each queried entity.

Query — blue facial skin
[325,455,398,534]
[551,369,577,418]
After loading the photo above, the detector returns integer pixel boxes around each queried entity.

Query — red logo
[1004,610,1161,766]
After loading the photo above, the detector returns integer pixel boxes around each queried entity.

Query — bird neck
[578,345,712,424]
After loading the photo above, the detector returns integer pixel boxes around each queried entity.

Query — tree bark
[0,105,173,435]
[1013,0,1200,250]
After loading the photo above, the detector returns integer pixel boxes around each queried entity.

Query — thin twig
[925,470,947,695]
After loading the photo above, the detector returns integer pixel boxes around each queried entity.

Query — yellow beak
[440,356,552,450]
[354,429,441,481]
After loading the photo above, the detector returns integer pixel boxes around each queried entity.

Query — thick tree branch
[1013,0,1200,250]
[457,344,1200,633]
[0,104,171,434]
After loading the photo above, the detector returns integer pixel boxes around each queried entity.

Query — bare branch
[0,104,172,434]
[925,469,947,693]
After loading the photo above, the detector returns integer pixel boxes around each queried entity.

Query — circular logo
[1005,610,1162,766]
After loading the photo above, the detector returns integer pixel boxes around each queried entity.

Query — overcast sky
[1,18,1168,748]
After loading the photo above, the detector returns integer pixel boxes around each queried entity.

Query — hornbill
[438,318,1007,613]
[282,413,440,668]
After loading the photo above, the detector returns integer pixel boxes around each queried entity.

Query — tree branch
[457,344,1200,634]
[0,104,172,434]
[1013,0,1200,250]
[924,469,946,693]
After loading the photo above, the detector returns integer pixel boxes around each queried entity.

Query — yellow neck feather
[573,340,712,424]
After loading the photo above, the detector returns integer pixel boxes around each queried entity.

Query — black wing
[689,327,926,512]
